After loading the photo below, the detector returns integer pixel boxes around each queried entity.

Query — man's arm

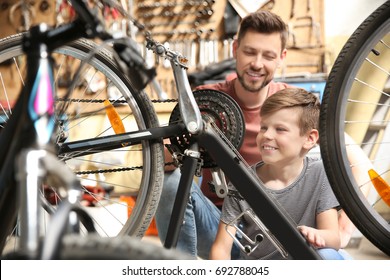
[338,210,356,248]
[338,133,374,247]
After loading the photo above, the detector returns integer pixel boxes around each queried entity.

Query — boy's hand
[297,225,326,248]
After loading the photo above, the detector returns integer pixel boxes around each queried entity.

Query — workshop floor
[343,236,389,260]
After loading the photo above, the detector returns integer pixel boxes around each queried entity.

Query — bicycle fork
[15,149,84,259]
[15,149,46,258]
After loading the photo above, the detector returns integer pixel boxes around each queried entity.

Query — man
[155,10,360,259]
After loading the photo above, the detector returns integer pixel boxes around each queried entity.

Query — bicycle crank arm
[164,144,202,250]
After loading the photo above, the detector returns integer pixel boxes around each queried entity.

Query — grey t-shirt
[221,156,339,260]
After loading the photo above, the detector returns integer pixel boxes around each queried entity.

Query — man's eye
[243,50,255,56]
[264,55,276,61]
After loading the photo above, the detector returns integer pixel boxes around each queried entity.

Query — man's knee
[161,169,181,199]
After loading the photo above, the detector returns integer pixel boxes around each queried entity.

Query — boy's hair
[260,88,320,135]
[236,10,288,52]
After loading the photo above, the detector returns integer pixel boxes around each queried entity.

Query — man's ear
[303,129,319,150]
[278,48,287,67]
[232,39,238,59]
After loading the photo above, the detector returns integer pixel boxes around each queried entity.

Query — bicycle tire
[3,234,192,260]
[320,1,390,255]
[59,235,192,260]
[0,34,164,242]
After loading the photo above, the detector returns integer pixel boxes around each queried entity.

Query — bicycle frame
[0,0,321,259]
[58,57,322,259]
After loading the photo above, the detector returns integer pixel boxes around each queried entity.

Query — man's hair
[260,88,320,135]
[237,10,288,52]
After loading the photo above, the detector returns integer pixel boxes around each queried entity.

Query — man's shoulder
[268,80,294,92]
[195,79,234,93]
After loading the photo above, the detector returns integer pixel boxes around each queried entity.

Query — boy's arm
[209,221,237,260]
[299,208,341,250]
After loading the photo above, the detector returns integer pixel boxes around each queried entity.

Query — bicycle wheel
[320,1,390,255]
[0,34,164,241]
[59,235,191,260]
[3,234,192,260]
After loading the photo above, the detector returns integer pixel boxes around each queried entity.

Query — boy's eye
[276,127,287,132]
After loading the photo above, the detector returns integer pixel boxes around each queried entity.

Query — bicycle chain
[75,165,142,175]
[58,90,245,175]
[74,162,176,176]
[57,96,176,176]
[56,97,178,104]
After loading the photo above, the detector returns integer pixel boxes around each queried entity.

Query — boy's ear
[303,129,319,150]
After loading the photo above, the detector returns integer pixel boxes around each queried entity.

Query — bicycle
[0,0,191,260]
[0,0,324,260]
[320,0,390,256]
[2,0,387,260]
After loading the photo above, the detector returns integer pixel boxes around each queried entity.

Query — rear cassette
[169,89,245,168]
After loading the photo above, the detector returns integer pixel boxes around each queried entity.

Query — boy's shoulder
[305,156,325,171]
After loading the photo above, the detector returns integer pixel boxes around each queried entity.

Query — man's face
[233,30,286,92]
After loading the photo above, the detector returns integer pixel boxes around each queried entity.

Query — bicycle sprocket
[169,89,245,168]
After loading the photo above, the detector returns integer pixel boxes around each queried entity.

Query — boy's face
[256,108,316,165]
[233,30,286,93]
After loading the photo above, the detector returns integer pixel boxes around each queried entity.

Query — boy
[210,88,344,260]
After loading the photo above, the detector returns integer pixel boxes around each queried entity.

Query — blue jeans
[155,169,239,259]
[318,248,353,260]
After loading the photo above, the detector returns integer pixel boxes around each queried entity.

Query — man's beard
[236,70,272,93]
